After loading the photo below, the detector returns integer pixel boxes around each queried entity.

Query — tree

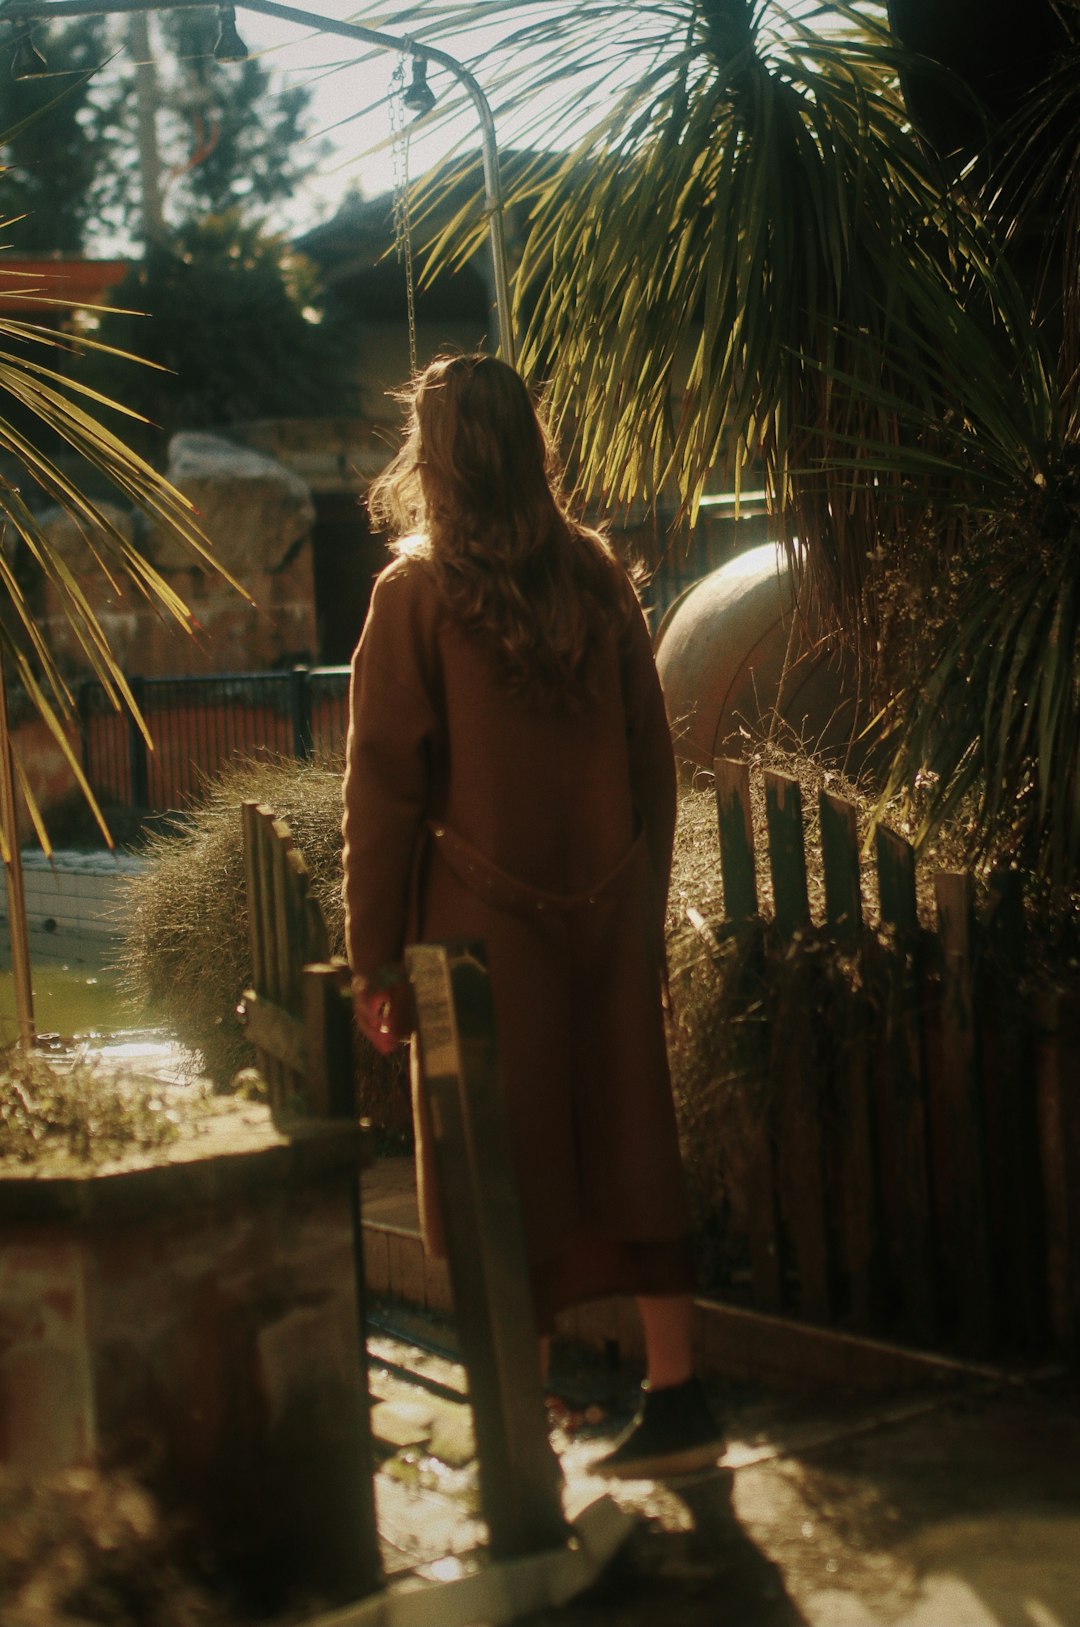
[153,6,315,226]
[376,0,1080,896]
[75,214,360,459]
[0,19,123,251]
[0,7,320,252]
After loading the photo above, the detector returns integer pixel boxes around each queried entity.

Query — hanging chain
[389,51,419,376]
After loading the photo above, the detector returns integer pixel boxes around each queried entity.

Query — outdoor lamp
[12,31,48,78]
[402,56,435,116]
[213,5,248,62]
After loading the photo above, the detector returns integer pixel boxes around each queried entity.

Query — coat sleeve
[341,570,439,984]
[620,586,677,920]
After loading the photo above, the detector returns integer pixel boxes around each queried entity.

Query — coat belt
[425,819,646,918]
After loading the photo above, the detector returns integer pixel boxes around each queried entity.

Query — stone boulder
[155,432,316,576]
[35,503,136,572]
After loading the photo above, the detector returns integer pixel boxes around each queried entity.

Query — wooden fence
[697,757,1080,1361]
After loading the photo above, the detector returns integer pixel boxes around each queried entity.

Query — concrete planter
[0,1105,377,1612]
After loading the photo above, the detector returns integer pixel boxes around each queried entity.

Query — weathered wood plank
[242,804,339,1118]
[305,890,331,963]
[253,807,279,1001]
[301,962,356,1120]
[241,801,266,995]
[984,870,1046,1350]
[776,1042,833,1323]
[268,818,303,1116]
[935,870,994,1351]
[713,757,758,923]
[836,982,878,1330]
[251,806,286,1103]
[875,825,918,936]
[270,818,297,1011]
[1034,989,1074,1352]
[763,770,830,1313]
[240,990,306,1077]
[873,826,936,1343]
[744,1101,784,1314]
[407,942,568,1560]
[764,771,810,939]
[815,793,877,1326]
[820,792,862,947]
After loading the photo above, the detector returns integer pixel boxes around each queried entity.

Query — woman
[341,353,722,1477]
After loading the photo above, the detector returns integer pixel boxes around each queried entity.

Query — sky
[228,3,556,231]
[213,0,873,234]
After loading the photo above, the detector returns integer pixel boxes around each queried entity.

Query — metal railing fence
[76,499,774,813]
[78,666,351,812]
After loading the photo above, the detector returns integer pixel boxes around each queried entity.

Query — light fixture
[401,55,435,117]
[12,31,48,79]
[213,5,248,62]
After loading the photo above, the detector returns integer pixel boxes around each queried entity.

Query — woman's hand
[353,969,412,1056]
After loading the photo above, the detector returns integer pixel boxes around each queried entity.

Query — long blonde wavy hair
[367,353,628,708]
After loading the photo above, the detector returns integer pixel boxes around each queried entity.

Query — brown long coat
[341,552,692,1329]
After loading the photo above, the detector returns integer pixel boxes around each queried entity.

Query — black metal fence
[78,666,351,812]
[76,499,775,814]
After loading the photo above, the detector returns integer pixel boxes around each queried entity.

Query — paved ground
[93,1039,1080,1625]
[536,1376,1080,1627]
[367,1314,1080,1627]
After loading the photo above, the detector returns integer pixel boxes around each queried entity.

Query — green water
[0,964,151,1045]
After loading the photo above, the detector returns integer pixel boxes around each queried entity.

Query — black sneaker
[591,1376,725,1479]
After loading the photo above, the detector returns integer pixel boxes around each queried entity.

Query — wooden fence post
[243,803,282,1108]
[763,770,810,938]
[406,942,569,1561]
[1033,989,1079,1354]
[874,826,936,1343]
[820,793,862,947]
[765,771,832,1322]
[713,759,781,1312]
[713,757,758,922]
[238,803,380,1603]
[301,964,356,1119]
[935,870,993,1351]
[985,870,1046,1350]
[820,792,878,1328]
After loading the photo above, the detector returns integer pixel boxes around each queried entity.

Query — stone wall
[0,1109,379,1610]
[34,433,320,681]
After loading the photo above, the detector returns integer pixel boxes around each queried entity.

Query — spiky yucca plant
[369,0,1080,896]
[380,3,996,613]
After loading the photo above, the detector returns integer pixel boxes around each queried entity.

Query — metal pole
[1,0,517,364]
[129,7,165,248]
[0,645,35,1050]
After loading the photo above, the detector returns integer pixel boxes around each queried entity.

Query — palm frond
[0,262,242,848]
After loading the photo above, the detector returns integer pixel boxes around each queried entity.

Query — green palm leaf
[372,0,1080,892]
[0,253,242,852]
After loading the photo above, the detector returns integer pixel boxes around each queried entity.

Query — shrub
[0,1464,251,1626]
[117,756,409,1141]
[0,1051,198,1171]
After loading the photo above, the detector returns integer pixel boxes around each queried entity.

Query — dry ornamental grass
[116,755,409,1139]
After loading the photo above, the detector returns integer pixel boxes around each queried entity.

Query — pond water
[0,963,156,1047]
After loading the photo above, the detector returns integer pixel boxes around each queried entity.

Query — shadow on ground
[521,1470,807,1627]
